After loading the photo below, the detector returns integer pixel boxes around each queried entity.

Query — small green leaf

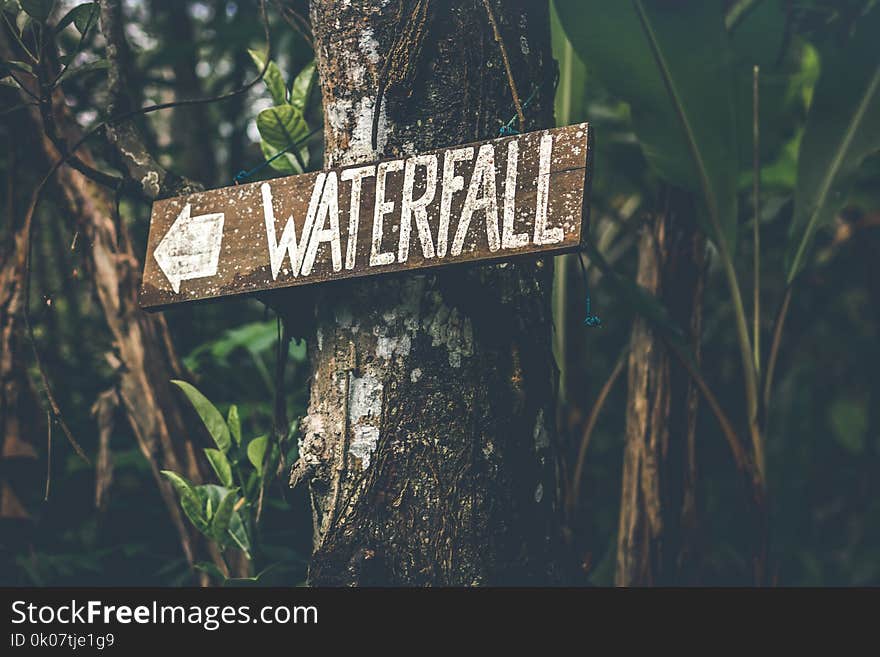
[248,48,287,106]
[257,105,308,151]
[210,489,239,545]
[290,60,317,111]
[204,448,233,487]
[260,137,305,174]
[247,435,268,475]
[20,0,54,22]
[56,58,109,84]
[228,510,251,557]
[227,405,241,446]
[56,2,98,34]
[5,60,34,75]
[161,470,208,533]
[171,380,232,452]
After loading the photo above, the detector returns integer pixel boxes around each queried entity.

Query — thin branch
[665,337,753,483]
[753,64,761,375]
[567,348,628,516]
[480,0,525,131]
[20,170,90,464]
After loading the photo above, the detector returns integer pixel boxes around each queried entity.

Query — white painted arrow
[153,204,225,293]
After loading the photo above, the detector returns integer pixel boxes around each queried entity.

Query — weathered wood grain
[139,122,592,310]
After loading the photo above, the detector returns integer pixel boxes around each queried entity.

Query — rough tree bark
[288,0,562,585]
[616,194,705,586]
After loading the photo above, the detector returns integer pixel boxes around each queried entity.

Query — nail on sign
[139,123,592,310]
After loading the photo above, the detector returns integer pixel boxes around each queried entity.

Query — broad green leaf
[786,9,880,283]
[204,448,233,488]
[161,470,208,533]
[20,0,53,22]
[227,405,242,446]
[555,0,738,253]
[247,435,268,475]
[290,60,317,112]
[248,48,287,106]
[260,137,306,174]
[257,105,308,151]
[171,380,231,452]
[550,0,588,126]
[209,489,239,545]
[56,59,109,84]
[56,2,98,34]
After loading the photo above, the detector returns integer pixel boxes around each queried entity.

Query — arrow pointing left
[153,203,225,293]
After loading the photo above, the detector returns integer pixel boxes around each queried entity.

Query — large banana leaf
[554,0,739,253]
[786,8,880,283]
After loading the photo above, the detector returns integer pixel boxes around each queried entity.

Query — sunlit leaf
[290,60,316,112]
[227,405,242,446]
[161,470,208,533]
[247,435,268,475]
[171,380,232,452]
[204,448,233,488]
[257,105,308,151]
[248,48,287,106]
[209,488,239,545]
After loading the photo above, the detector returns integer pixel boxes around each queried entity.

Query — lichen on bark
[288,0,563,585]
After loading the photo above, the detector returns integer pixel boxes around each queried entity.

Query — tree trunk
[616,194,705,586]
[0,32,226,578]
[291,0,561,585]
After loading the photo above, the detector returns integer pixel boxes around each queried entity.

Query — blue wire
[233,127,322,185]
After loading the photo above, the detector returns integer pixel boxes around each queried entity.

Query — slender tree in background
[290,0,562,585]
[617,193,705,586]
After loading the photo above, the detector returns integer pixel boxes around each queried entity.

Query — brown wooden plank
[139,122,592,310]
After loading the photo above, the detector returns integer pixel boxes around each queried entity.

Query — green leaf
[161,470,208,533]
[786,9,880,283]
[56,2,97,34]
[555,0,738,253]
[171,380,232,452]
[204,448,233,488]
[227,405,242,446]
[5,59,34,75]
[260,137,306,174]
[209,489,239,545]
[56,58,109,84]
[20,0,53,22]
[247,435,268,475]
[257,105,308,151]
[248,48,287,106]
[828,398,868,455]
[290,60,317,111]
[228,510,251,557]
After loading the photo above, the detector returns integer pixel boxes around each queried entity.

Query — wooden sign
[139,123,592,310]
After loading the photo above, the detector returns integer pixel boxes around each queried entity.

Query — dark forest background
[1,0,879,586]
